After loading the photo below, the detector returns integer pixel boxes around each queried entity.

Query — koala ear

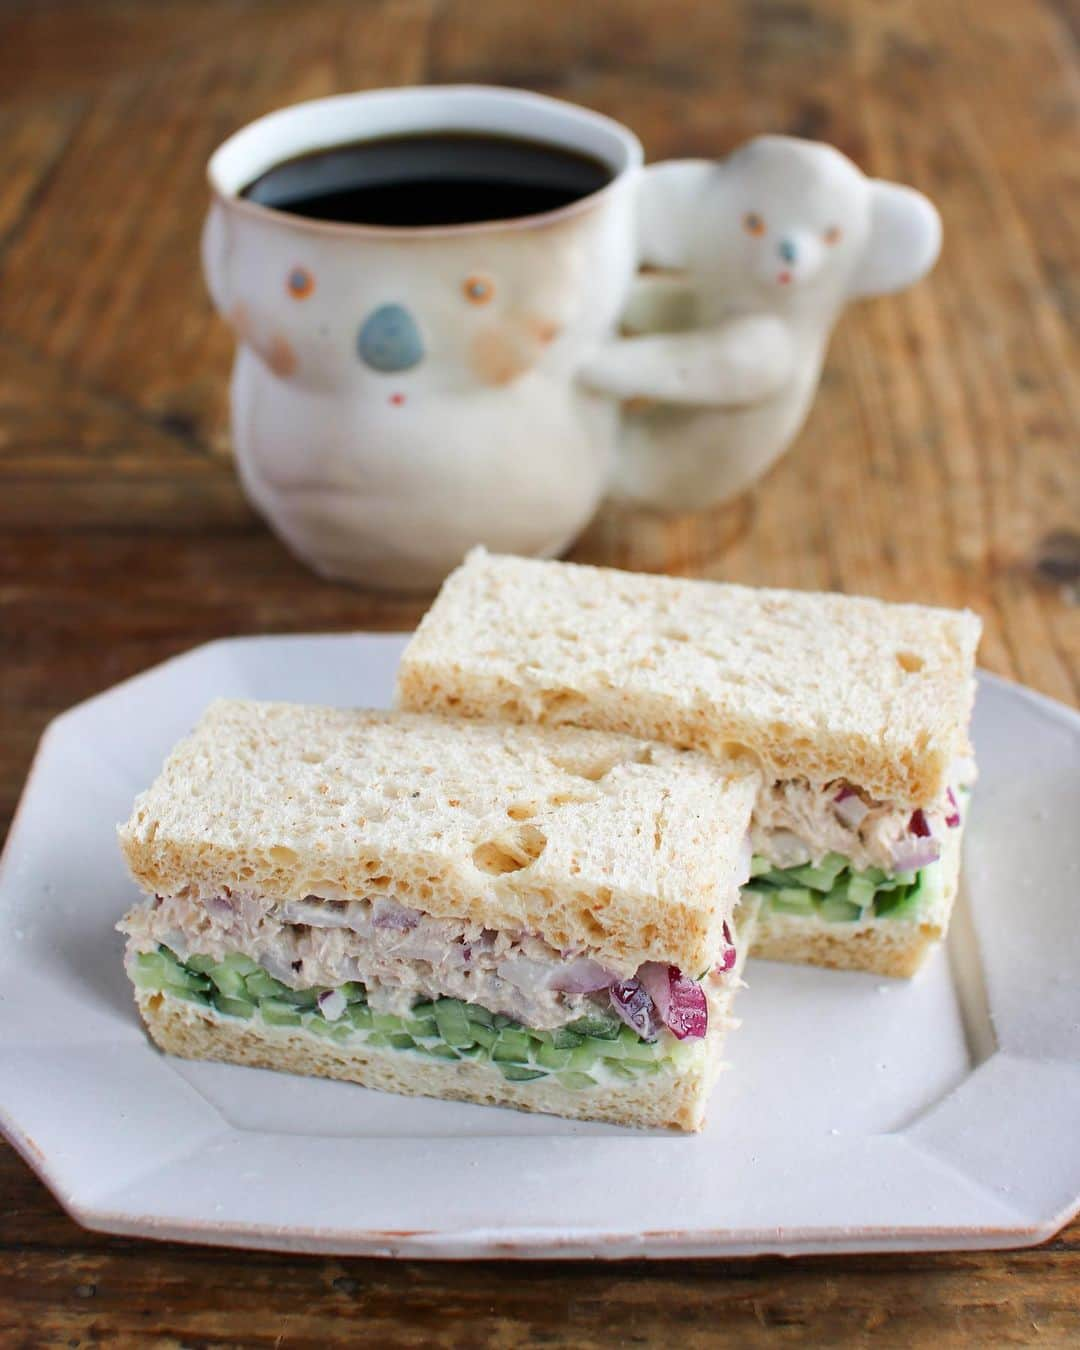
[849,181,942,298]
[636,160,716,269]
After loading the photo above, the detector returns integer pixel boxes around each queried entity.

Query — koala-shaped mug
[204,88,941,589]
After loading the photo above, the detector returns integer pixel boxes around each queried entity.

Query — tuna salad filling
[751,775,972,874]
[119,890,742,1042]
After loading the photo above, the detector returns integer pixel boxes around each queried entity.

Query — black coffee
[241,131,613,227]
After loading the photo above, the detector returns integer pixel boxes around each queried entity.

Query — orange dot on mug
[267,335,297,377]
[463,274,494,305]
[743,212,766,237]
[824,225,843,246]
[287,266,315,298]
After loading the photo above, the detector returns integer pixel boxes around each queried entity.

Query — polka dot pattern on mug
[357,303,425,372]
[287,266,314,298]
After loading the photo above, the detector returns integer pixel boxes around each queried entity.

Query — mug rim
[207,84,644,239]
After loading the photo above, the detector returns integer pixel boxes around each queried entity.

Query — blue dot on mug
[357,303,425,373]
[287,266,314,299]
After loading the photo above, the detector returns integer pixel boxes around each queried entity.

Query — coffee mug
[203,86,643,590]
[203,88,941,589]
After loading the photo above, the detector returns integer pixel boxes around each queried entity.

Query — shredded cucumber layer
[131,944,701,1090]
[744,852,943,923]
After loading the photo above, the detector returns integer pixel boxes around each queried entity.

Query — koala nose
[778,238,798,264]
[357,303,424,372]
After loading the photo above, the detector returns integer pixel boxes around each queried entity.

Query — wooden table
[2,0,1077,1343]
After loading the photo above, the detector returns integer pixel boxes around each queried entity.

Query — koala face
[205,204,598,398]
[637,138,940,317]
[690,138,874,309]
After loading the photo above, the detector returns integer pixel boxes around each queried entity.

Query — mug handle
[580,160,793,406]
[201,200,233,318]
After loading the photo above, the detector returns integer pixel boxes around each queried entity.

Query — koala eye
[463,274,495,305]
[823,225,843,246]
[287,266,314,299]
[743,212,766,237]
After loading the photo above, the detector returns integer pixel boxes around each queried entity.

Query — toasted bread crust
[397,550,981,805]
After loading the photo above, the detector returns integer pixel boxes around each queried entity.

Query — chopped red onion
[716,920,737,974]
[371,898,420,931]
[549,957,615,994]
[834,787,870,829]
[909,808,932,838]
[206,895,236,919]
[637,963,707,1040]
[610,979,658,1041]
[494,954,616,997]
[317,988,347,1021]
[666,973,708,1039]
[945,788,962,829]
[637,963,672,1021]
[889,837,942,872]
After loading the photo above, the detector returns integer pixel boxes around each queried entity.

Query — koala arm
[620,272,699,335]
[579,315,794,406]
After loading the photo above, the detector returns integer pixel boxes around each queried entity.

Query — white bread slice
[119,700,759,979]
[750,822,963,978]
[396,549,982,806]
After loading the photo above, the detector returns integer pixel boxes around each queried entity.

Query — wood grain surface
[1,0,1077,1344]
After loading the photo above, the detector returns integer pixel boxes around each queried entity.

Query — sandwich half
[118,700,759,1131]
[396,549,982,978]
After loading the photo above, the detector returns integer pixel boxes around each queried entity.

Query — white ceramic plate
[1,634,1078,1258]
